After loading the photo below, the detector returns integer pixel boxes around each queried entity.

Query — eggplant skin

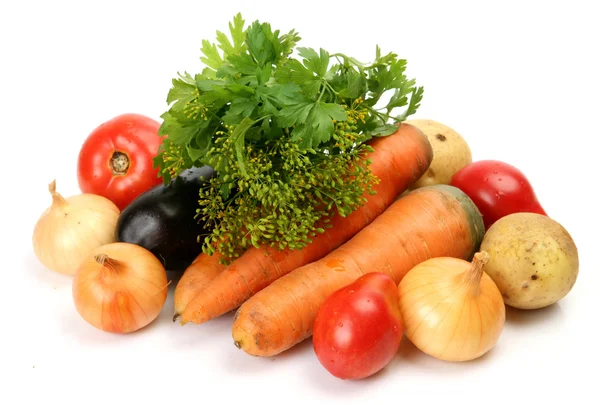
[115,166,215,272]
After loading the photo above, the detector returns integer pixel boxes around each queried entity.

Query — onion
[397,251,505,362]
[32,180,120,276]
[72,242,169,334]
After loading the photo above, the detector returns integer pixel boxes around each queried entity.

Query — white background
[2,0,598,404]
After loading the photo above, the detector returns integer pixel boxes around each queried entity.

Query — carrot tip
[234,340,242,349]
[173,313,180,322]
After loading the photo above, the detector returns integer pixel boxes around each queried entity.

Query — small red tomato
[77,113,164,210]
[313,272,404,380]
[450,160,547,229]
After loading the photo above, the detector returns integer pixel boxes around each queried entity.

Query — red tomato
[77,113,164,210]
[450,160,547,229]
[313,272,404,380]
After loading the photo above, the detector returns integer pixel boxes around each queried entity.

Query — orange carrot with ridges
[172,252,226,321]
[232,185,485,357]
[179,124,433,325]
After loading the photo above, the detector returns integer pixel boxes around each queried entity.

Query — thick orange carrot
[232,185,485,357]
[172,252,226,321]
[179,123,433,325]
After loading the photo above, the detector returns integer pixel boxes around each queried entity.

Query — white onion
[32,180,120,275]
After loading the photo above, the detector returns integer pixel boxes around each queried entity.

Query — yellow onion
[397,251,505,362]
[72,242,168,334]
[32,180,120,275]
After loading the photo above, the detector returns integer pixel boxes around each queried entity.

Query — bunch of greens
[154,13,423,262]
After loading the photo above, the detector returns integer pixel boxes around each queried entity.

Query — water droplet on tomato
[483,177,488,182]
[339,323,343,327]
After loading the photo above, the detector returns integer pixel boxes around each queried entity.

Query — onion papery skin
[398,256,505,362]
[32,181,120,276]
[72,243,168,334]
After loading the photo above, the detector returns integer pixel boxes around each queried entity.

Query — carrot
[172,252,226,321]
[179,123,433,325]
[231,184,485,357]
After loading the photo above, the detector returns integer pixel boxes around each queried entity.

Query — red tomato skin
[450,160,547,229]
[313,272,404,380]
[77,113,163,210]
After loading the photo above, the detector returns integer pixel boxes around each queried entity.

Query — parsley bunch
[154,13,424,262]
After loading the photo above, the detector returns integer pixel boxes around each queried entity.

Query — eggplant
[115,166,216,272]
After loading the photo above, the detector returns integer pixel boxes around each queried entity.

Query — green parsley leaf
[223,98,258,125]
[275,59,321,98]
[200,40,223,73]
[246,21,278,68]
[290,102,347,148]
[216,12,246,56]
[166,74,197,104]
[336,68,367,99]
[398,86,424,120]
[298,47,330,77]
[158,112,197,145]
[320,102,347,121]
[277,100,313,128]
[201,12,247,78]
[369,124,400,137]
[256,83,302,107]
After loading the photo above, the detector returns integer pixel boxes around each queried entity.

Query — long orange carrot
[172,252,226,321]
[179,123,433,325]
[232,185,485,357]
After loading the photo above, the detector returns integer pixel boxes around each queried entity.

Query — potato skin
[406,119,472,189]
[480,213,579,310]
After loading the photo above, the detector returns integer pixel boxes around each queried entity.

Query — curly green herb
[154,13,423,261]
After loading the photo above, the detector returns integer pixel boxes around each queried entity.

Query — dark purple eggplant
[115,166,215,272]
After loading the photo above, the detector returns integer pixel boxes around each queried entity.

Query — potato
[480,212,579,310]
[406,119,472,189]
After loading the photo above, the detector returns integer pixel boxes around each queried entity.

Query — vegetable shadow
[223,336,418,394]
[302,340,389,398]
[387,334,502,376]
[504,303,564,327]
[222,335,315,376]
[24,254,72,289]
[170,309,237,346]
[306,365,389,398]
[57,294,172,346]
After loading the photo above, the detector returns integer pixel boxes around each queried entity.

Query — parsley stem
[325,82,338,98]
[317,83,327,102]
[367,106,398,124]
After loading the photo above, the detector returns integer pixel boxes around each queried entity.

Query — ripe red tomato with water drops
[77,113,164,210]
[450,159,547,229]
[312,272,404,380]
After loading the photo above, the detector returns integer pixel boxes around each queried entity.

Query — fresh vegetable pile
[31,13,579,381]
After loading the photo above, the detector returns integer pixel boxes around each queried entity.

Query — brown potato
[480,213,579,310]
[406,119,472,189]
